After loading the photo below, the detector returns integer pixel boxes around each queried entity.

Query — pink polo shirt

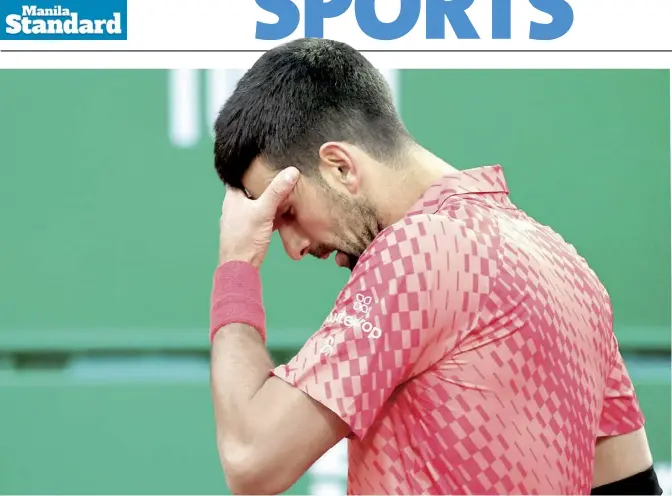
[274,165,644,495]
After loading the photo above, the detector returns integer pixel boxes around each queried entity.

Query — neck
[373,145,456,228]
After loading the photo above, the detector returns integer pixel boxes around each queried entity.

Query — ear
[318,142,359,194]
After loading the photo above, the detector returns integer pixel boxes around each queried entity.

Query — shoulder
[339,213,500,309]
[355,213,492,274]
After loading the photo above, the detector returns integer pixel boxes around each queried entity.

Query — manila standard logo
[2,3,127,39]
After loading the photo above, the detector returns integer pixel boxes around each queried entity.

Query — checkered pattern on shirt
[273,165,644,495]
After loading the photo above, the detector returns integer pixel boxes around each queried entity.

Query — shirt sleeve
[272,215,496,440]
[597,349,645,437]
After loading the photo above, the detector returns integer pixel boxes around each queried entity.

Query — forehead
[241,158,279,200]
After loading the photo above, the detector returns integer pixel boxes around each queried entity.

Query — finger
[259,167,299,213]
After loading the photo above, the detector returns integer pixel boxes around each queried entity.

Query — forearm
[209,322,348,494]
[210,169,345,493]
[210,323,273,473]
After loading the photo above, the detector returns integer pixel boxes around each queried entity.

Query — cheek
[296,184,347,238]
[296,205,336,239]
[298,212,328,236]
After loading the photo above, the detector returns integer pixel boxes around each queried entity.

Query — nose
[277,225,310,261]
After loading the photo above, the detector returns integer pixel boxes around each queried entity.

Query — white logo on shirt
[319,293,382,358]
[353,293,372,316]
[324,304,382,340]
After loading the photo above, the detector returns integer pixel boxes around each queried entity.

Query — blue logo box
[0,0,127,40]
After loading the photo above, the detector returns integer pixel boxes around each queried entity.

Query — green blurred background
[0,69,670,494]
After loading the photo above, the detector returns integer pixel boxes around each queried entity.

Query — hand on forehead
[241,159,301,202]
[254,167,300,212]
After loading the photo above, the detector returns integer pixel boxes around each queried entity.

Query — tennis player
[208,38,662,495]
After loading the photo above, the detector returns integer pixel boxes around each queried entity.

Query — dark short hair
[213,38,409,190]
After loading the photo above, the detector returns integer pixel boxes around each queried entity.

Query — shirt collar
[407,164,510,216]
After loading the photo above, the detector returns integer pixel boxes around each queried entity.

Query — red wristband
[209,261,266,344]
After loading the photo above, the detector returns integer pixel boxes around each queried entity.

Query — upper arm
[597,350,645,437]
[229,376,349,494]
[592,427,653,488]
[591,349,648,488]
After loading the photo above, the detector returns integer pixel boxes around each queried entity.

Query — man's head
[213,38,410,269]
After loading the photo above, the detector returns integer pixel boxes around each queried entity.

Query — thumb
[260,167,300,212]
